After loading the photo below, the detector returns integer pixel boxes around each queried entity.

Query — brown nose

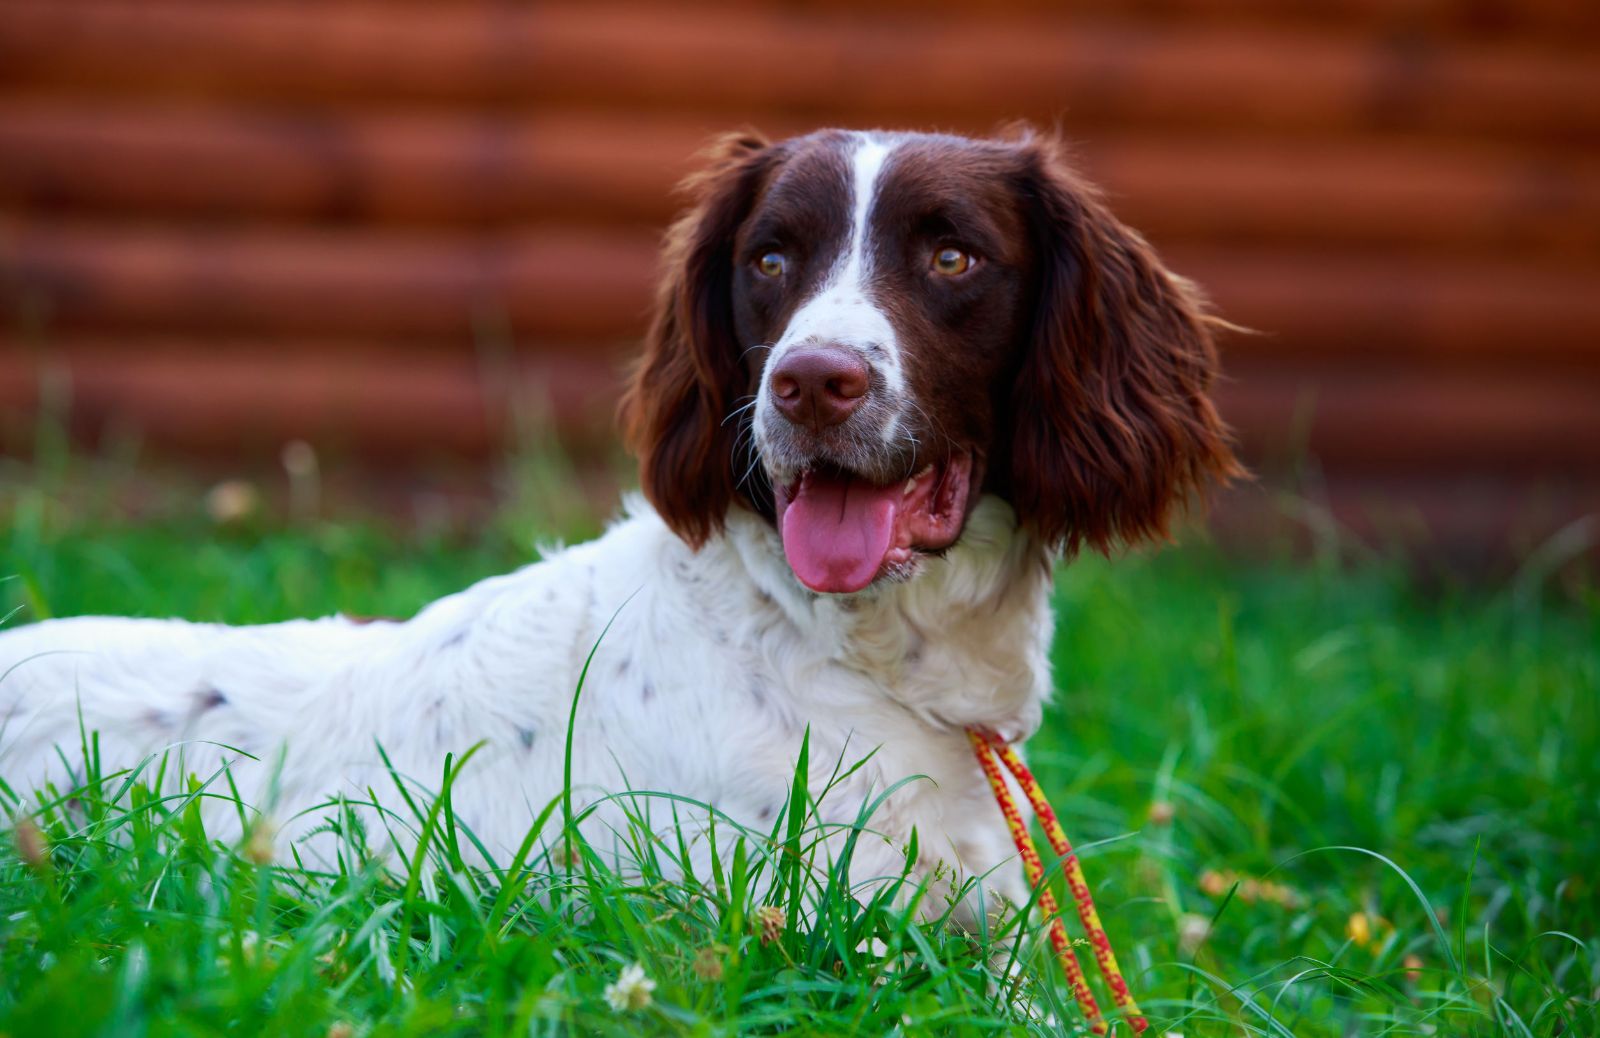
[770,346,869,432]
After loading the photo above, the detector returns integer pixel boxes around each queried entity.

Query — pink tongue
[780,471,901,594]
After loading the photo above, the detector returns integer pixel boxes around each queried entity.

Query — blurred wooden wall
[1,0,1597,551]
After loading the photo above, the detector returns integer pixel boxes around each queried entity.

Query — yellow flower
[1347,911,1392,948]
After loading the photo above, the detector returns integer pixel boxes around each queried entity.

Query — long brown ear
[1008,136,1241,556]
[620,132,774,547]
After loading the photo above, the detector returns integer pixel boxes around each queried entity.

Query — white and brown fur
[0,128,1236,912]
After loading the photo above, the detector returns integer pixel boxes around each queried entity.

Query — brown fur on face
[622,128,1240,557]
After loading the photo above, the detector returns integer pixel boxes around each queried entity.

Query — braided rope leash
[967,728,1148,1035]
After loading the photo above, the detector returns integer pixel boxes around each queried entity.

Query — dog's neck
[716,494,1057,740]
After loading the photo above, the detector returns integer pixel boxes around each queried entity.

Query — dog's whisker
[720,396,759,428]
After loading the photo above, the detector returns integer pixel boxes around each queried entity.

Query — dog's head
[622,128,1239,594]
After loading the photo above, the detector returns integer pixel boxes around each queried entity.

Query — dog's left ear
[1005,135,1241,556]
[621,132,776,548]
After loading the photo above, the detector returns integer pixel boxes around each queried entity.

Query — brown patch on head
[858,134,1036,464]
[729,132,855,351]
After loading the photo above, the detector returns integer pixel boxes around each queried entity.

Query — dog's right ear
[620,132,775,548]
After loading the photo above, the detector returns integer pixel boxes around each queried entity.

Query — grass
[1,485,1596,1036]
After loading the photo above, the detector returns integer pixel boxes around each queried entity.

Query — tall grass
[1,706,1053,1036]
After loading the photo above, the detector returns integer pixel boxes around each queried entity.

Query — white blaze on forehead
[762,133,905,400]
[841,137,891,299]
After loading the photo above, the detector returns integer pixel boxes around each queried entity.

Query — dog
[0,128,1236,913]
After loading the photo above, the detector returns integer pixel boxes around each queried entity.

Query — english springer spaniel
[0,129,1236,912]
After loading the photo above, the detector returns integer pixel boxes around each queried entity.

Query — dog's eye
[931,247,974,276]
[755,252,787,278]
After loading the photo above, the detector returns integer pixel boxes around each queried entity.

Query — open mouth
[772,452,977,594]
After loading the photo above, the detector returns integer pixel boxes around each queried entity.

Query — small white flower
[604,962,656,1012]
[1177,912,1211,956]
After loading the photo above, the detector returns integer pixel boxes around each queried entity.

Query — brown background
[2,0,1597,556]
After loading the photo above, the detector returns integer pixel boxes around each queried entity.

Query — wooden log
[1083,138,1600,259]
[1168,248,1600,364]
[0,103,715,227]
[528,0,1600,47]
[0,339,621,459]
[0,1,1595,140]
[4,101,1598,258]
[5,224,1599,362]
[1215,364,1600,470]
[0,223,660,339]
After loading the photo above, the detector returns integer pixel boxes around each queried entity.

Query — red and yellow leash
[967,728,1148,1035]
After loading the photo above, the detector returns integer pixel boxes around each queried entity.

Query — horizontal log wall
[2,0,1597,551]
